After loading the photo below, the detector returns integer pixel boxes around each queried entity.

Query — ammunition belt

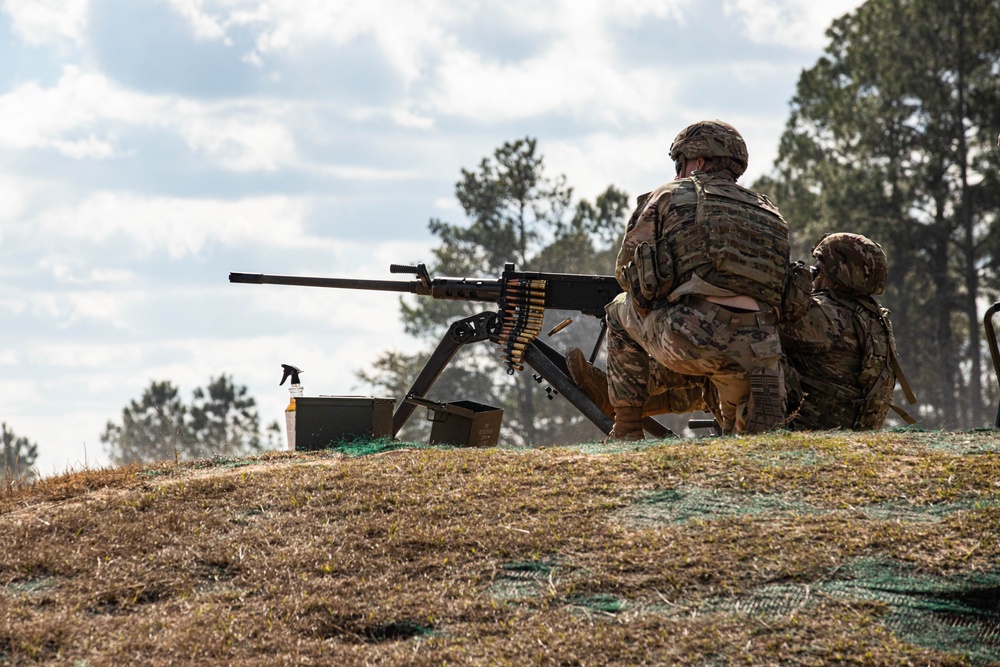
[497,279,546,373]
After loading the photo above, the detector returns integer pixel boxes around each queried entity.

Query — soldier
[605,120,791,438]
[567,232,914,432]
[780,233,914,430]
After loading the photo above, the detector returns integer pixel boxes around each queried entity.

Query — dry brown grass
[1,430,998,665]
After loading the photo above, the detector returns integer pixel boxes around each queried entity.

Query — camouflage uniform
[607,121,790,435]
[779,233,900,430]
[600,235,905,432]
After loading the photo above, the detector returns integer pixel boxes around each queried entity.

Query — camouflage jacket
[779,290,896,430]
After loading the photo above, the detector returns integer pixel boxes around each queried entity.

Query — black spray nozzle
[280,364,303,386]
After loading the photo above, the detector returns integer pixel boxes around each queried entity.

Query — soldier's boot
[565,347,614,417]
[744,367,784,434]
[610,406,644,441]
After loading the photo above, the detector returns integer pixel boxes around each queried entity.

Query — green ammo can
[405,396,503,447]
[293,396,394,451]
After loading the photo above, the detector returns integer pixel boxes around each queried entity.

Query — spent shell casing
[546,317,573,336]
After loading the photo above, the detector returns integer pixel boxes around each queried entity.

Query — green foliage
[190,375,263,454]
[755,0,1000,428]
[100,380,191,465]
[1,422,38,483]
[101,375,279,465]
[359,138,630,445]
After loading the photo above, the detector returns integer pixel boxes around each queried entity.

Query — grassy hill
[1,430,999,665]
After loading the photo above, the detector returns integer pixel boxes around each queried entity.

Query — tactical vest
[793,294,896,430]
[666,174,789,308]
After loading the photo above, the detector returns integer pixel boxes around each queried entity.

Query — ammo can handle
[402,395,451,422]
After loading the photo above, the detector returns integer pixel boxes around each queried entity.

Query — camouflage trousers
[605,293,785,434]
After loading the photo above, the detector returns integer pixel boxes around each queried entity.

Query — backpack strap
[890,352,916,406]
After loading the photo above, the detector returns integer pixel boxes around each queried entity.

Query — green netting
[618,484,998,527]
[328,438,436,457]
[688,559,1000,664]
[567,594,627,614]
[860,498,1000,523]
[899,428,1000,455]
[489,560,560,600]
[620,485,817,527]
[5,578,56,596]
[487,557,1000,663]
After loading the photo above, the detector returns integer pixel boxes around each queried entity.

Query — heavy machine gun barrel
[228,271,503,302]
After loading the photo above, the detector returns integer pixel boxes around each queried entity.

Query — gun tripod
[391,311,675,439]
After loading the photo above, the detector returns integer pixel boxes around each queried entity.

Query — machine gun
[230,263,674,439]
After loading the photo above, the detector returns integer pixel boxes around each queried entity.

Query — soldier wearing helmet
[603,120,792,438]
[566,232,914,433]
[779,233,913,430]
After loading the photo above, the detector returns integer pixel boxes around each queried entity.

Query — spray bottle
[280,364,303,451]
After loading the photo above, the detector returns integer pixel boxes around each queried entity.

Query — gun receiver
[230,262,673,439]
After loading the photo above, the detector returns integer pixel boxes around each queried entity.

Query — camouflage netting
[265,429,1000,663]
[529,559,1000,665]
[484,429,1000,664]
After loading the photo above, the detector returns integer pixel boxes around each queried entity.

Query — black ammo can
[405,397,503,447]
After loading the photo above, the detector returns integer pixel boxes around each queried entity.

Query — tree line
[99,374,281,465]
[755,0,1000,428]
[3,375,280,483]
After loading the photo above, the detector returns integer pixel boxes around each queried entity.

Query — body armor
[791,293,896,430]
[666,173,789,307]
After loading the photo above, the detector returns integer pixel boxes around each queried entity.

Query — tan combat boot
[565,347,614,417]
[610,406,644,440]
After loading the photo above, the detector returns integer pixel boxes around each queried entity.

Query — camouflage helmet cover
[812,232,888,296]
[669,120,749,177]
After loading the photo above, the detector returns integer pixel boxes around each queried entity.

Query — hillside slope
[1,430,999,666]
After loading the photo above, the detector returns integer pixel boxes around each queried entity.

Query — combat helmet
[812,233,888,296]
[669,120,749,178]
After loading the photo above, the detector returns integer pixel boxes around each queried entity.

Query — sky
[0,0,866,476]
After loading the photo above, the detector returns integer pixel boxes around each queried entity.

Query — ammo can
[292,396,394,451]
[405,397,503,448]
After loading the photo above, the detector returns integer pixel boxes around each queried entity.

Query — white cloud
[0,67,144,157]
[179,112,297,172]
[0,176,35,245]
[161,0,229,41]
[724,0,864,49]
[27,290,142,330]
[37,258,135,285]
[430,33,669,125]
[157,0,458,85]
[0,67,305,170]
[32,192,321,258]
[157,0,692,110]
[3,0,89,46]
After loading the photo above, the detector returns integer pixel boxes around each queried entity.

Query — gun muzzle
[230,272,264,283]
